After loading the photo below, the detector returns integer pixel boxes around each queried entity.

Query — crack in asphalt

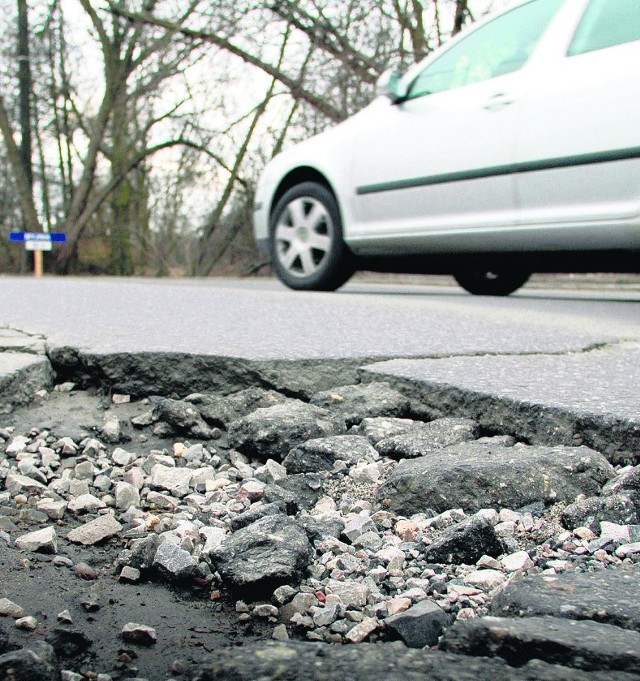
[1,327,638,466]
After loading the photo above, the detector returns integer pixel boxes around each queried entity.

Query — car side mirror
[376,68,408,103]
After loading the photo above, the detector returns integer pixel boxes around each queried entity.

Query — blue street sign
[9,231,66,243]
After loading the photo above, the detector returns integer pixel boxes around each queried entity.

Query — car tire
[269,182,354,291]
[453,270,531,296]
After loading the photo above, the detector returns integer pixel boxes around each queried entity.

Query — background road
[1,276,639,359]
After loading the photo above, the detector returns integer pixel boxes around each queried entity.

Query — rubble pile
[1,382,639,680]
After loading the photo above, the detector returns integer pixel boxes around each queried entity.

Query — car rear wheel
[270,182,354,291]
[453,270,531,296]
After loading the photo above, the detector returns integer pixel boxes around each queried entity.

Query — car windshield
[407,0,563,99]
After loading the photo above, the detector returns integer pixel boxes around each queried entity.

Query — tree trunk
[17,0,33,192]
[110,179,133,275]
[452,0,469,36]
[109,88,133,275]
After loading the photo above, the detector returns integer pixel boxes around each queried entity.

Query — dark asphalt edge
[44,338,620,400]
[45,346,375,399]
[360,368,640,467]
[41,343,640,466]
[1,336,637,466]
[0,354,54,413]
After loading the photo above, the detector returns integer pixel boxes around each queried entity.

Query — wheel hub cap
[274,196,333,279]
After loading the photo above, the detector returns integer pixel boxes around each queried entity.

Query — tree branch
[268,2,382,83]
[107,2,346,122]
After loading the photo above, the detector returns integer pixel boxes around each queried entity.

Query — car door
[514,0,640,247]
[348,0,565,254]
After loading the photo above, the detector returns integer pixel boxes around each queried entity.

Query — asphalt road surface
[1,276,639,360]
[1,276,639,436]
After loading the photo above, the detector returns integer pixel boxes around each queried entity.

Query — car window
[407,0,563,100]
[568,0,640,56]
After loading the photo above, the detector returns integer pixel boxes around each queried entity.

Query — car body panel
[349,72,521,241]
[515,49,640,230]
[253,0,640,274]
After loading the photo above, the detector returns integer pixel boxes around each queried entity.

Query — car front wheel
[453,270,531,296]
[269,182,354,291]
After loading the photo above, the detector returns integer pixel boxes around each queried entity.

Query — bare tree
[0,0,481,277]
[1,1,217,273]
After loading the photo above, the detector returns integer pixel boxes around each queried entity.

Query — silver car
[253,0,640,295]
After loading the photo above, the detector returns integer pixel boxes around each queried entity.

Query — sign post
[34,249,43,278]
[9,232,66,277]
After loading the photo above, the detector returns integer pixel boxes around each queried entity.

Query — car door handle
[483,93,514,111]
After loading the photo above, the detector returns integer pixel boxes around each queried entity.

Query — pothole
[0,360,639,680]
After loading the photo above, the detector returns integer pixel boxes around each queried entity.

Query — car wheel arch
[270,167,338,220]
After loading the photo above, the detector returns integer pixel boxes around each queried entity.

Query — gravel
[1,381,639,680]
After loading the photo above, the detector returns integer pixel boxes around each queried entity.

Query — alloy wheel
[274,197,334,279]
